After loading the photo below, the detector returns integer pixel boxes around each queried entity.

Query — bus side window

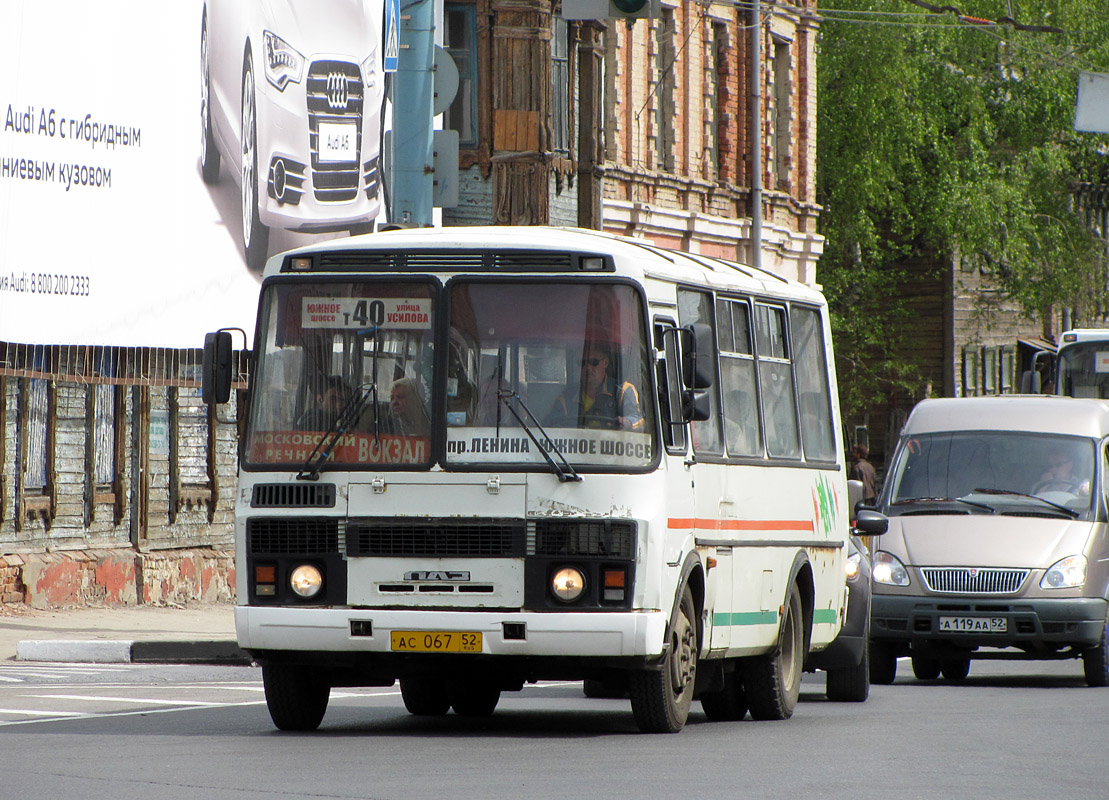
[678,290,722,455]
[755,303,800,458]
[717,297,762,457]
[790,306,836,461]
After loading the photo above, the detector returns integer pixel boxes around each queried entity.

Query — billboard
[0,0,386,348]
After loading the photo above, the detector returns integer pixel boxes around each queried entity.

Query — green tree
[817,0,1109,417]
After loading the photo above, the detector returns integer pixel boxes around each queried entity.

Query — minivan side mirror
[854,508,888,536]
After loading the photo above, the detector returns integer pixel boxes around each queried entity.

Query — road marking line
[28,694,241,706]
[0,708,86,717]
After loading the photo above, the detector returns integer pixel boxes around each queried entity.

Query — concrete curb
[16,640,252,666]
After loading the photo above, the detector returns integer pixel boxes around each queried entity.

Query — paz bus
[202,226,883,733]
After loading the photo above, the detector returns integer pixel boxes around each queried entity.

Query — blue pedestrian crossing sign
[383,0,400,73]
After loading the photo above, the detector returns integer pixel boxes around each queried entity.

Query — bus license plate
[390,631,482,653]
[938,616,1007,633]
[318,121,357,162]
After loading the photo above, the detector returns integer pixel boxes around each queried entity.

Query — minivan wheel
[1082,624,1109,687]
[911,654,941,680]
[941,657,971,681]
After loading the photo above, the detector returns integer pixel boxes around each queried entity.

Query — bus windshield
[243,277,656,471]
[444,280,656,470]
[1057,341,1109,398]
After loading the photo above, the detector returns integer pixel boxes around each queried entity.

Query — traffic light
[562,0,661,20]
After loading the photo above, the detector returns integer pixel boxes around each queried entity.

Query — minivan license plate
[938,616,1006,633]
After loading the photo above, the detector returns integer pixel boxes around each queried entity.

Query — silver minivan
[869,396,1109,686]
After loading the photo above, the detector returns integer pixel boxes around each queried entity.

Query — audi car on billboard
[201,1,386,270]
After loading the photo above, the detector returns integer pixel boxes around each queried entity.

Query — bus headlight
[1041,555,1086,589]
[290,564,324,598]
[551,567,586,602]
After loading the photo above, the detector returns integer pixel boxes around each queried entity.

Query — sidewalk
[0,603,251,665]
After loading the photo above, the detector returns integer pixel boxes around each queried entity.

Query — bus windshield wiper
[497,389,581,482]
[297,383,375,481]
[971,488,1080,519]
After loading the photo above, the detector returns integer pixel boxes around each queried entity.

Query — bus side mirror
[682,389,711,422]
[202,330,234,405]
[680,323,714,390]
[1019,369,1041,394]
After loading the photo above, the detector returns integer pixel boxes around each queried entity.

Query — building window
[17,350,55,529]
[982,347,998,394]
[963,346,980,396]
[771,34,791,189]
[88,348,125,525]
[551,15,570,155]
[654,9,676,172]
[170,382,216,523]
[444,3,478,147]
[710,21,728,181]
[1000,346,1015,393]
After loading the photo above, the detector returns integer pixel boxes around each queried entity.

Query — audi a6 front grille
[306,60,364,202]
[920,567,1029,594]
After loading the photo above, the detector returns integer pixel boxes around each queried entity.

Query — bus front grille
[247,518,341,555]
[530,520,635,558]
[346,519,526,557]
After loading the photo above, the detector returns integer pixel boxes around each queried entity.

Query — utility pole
[750,0,763,270]
[390,0,435,227]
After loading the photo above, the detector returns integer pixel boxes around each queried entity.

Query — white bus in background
[202,226,886,733]
[1052,329,1109,398]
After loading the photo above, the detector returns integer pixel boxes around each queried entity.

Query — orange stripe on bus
[668,518,815,532]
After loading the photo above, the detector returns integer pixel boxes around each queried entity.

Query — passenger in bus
[549,343,643,431]
[296,376,352,431]
[389,377,430,436]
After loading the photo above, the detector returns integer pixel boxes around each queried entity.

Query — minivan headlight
[873,551,910,587]
[1040,555,1087,589]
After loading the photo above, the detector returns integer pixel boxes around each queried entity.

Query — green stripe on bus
[713,611,778,627]
[713,608,839,627]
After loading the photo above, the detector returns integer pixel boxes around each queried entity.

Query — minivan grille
[921,567,1029,594]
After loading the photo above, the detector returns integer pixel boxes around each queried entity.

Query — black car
[805,534,872,702]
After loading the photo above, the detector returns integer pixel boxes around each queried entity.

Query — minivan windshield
[885,431,1096,518]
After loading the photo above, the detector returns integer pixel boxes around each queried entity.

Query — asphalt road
[0,657,1102,800]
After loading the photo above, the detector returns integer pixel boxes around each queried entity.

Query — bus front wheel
[262,664,330,731]
[630,585,698,733]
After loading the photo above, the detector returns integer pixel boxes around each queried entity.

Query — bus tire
[400,677,450,716]
[262,664,330,731]
[699,667,747,720]
[449,681,501,716]
[630,585,698,733]
[869,641,898,685]
[745,582,804,721]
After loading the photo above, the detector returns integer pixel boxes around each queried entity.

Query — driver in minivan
[1033,447,1088,496]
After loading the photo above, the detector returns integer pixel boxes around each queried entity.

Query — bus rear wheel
[449,681,501,716]
[262,664,330,731]
[745,582,804,720]
[630,585,698,733]
[401,677,450,716]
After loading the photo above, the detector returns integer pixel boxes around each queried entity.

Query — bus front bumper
[236,605,669,660]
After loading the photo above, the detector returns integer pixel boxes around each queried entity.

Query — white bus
[1053,329,1109,398]
[202,226,881,733]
